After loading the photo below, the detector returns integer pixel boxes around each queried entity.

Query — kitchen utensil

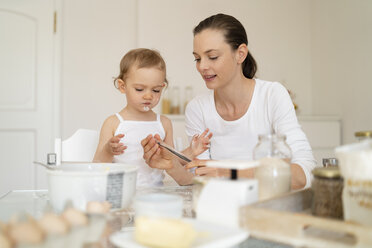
[134,193,183,219]
[335,140,372,226]
[46,163,138,212]
[196,160,259,228]
[34,161,58,170]
[156,141,191,163]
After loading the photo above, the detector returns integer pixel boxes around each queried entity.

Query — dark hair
[114,48,168,88]
[193,13,257,79]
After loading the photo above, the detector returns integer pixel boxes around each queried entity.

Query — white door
[0,0,59,196]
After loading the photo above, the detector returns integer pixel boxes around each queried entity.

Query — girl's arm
[181,128,213,160]
[93,116,126,162]
[159,116,194,185]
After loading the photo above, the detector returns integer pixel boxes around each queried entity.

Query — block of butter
[135,216,197,248]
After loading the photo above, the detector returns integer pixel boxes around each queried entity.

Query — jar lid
[355,130,372,138]
[312,167,341,178]
[322,158,338,167]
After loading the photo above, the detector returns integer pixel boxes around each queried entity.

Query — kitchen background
[1,0,371,194]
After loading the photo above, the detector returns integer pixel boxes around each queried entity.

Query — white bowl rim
[47,163,138,176]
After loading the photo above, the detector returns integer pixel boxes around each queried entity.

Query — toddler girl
[93,48,211,186]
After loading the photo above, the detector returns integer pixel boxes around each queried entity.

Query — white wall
[138,0,313,115]
[61,0,136,138]
[61,0,372,145]
[310,0,372,144]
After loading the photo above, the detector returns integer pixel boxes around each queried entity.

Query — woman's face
[193,29,240,90]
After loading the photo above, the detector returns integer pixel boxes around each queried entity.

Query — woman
[142,13,316,189]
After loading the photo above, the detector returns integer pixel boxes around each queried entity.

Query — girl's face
[193,29,241,90]
[119,66,165,113]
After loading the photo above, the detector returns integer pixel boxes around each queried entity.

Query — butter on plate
[135,216,197,248]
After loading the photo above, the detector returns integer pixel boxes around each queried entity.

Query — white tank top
[113,113,166,187]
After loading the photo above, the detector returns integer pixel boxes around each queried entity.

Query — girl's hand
[185,159,229,177]
[141,134,173,169]
[191,128,213,157]
[105,134,127,155]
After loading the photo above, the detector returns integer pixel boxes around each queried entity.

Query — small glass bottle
[311,167,343,219]
[183,86,193,114]
[253,134,292,200]
[354,130,372,141]
[161,88,171,114]
[170,86,180,114]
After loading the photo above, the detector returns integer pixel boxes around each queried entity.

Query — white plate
[110,218,249,248]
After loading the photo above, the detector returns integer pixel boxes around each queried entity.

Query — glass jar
[191,176,209,216]
[161,88,171,114]
[170,86,180,114]
[183,86,193,114]
[311,167,343,219]
[354,130,372,141]
[253,134,292,200]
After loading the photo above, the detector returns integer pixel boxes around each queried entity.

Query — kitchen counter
[0,187,291,248]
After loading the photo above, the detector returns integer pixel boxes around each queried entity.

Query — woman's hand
[141,134,173,169]
[190,128,213,157]
[105,134,127,155]
[185,160,230,177]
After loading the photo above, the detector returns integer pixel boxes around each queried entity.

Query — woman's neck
[214,76,255,121]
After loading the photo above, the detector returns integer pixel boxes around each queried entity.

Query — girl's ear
[117,79,126,93]
[236,44,248,64]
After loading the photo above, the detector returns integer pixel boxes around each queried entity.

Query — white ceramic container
[134,193,183,219]
[47,163,138,212]
[335,140,372,226]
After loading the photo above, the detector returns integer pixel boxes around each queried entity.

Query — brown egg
[102,201,112,213]
[86,201,112,214]
[62,208,88,226]
[0,232,13,248]
[8,216,44,245]
[0,222,13,248]
[39,212,70,235]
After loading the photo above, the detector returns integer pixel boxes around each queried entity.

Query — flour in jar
[255,157,291,200]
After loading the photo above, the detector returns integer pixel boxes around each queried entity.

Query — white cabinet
[168,115,341,166]
[298,116,341,165]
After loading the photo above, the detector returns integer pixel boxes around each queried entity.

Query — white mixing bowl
[47,163,138,212]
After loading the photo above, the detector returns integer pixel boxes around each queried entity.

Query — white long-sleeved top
[185,79,317,188]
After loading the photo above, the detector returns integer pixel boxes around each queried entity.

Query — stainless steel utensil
[156,141,191,163]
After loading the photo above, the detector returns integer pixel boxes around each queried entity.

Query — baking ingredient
[0,233,12,248]
[335,140,372,226]
[8,216,45,245]
[86,201,112,214]
[62,208,88,226]
[255,157,291,200]
[39,212,70,234]
[311,167,343,219]
[135,216,197,248]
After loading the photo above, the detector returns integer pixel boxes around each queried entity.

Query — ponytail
[242,52,257,79]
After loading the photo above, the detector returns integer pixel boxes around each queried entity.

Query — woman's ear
[117,79,126,93]
[236,44,248,64]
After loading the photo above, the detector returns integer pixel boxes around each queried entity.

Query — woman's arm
[236,163,306,189]
[141,134,194,185]
[269,83,317,188]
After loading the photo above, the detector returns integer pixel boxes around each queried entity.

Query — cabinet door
[299,120,341,165]
[0,0,57,195]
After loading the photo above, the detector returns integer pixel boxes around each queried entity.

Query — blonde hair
[114,48,168,88]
